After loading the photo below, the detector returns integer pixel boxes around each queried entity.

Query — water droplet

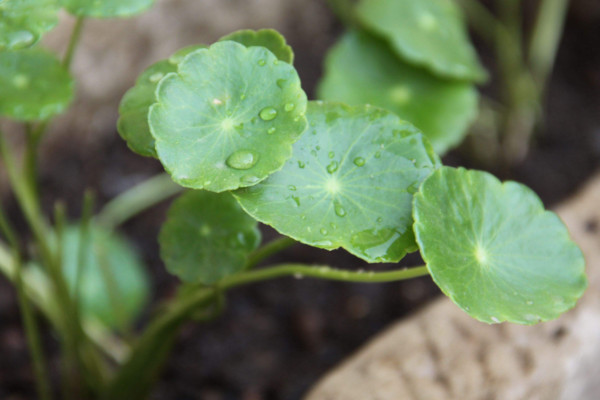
[284,103,295,112]
[267,127,276,135]
[526,300,534,305]
[12,74,29,89]
[330,222,337,229]
[149,72,164,83]
[407,182,419,194]
[288,185,296,191]
[297,161,305,169]
[334,202,346,217]
[320,228,328,235]
[258,59,266,66]
[259,107,277,121]
[240,94,246,100]
[226,150,258,170]
[8,30,35,49]
[353,157,365,167]
[326,161,339,174]
[291,196,301,207]
[276,79,286,89]
[241,175,260,185]
[490,316,500,323]
[328,151,335,159]
[376,217,383,223]
[316,146,321,150]
[418,12,438,31]
[374,151,381,159]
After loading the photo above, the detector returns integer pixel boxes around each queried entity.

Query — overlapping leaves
[159,191,261,284]
[234,101,440,263]
[356,0,486,81]
[0,0,60,49]
[319,31,478,155]
[149,41,307,192]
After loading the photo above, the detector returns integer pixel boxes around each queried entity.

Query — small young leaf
[0,0,60,50]
[159,191,261,284]
[61,0,155,18]
[149,41,308,192]
[413,167,587,324]
[0,48,74,121]
[356,0,487,82]
[318,31,478,155]
[219,29,294,64]
[118,45,205,158]
[61,224,150,329]
[234,101,440,263]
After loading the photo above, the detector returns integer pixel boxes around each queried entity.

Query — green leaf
[318,31,478,155]
[61,224,150,329]
[159,190,261,284]
[149,41,308,192]
[356,0,487,82]
[118,45,205,158]
[0,0,60,49]
[219,29,294,64]
[413,167,588,324]
[234,101,440,263]
[61,0,155,18]
[0,48,74,121]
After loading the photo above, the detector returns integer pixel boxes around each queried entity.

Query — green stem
[223,263,429,288]
[456,0,501,43]
[106,263,429,398]
[95,173,183,230]
[63,16,86,69]
[528,0,569,94]
[24,124,40,204]
[244,236,297,269]
[0,202,52,400]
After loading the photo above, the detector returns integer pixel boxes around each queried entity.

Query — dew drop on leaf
[320,228,328,235]
[240,175,260,185]
[328,151,335,159]
[258,59,266,66]
[334,202,347,217]
[8,30,35,49]
[226,150,258,170]
[149,72,164,83]
[326,161,339,174]
[374,151,381,159]
[297,160,305,168]
[353,157,365,167]
[259,107,278,121]
[284,103,295,112]
[267,127,276,135]
[291,196,301,207]
[276,79,286,89]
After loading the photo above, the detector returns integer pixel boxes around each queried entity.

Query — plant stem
[223,263,429,288]
[63,16,86,69]
[528,0,569,94]
[106,263,429,398]
[244,236,297,270]
[456,0,501,43]
[95,173,183,230]
[0,202,53,400]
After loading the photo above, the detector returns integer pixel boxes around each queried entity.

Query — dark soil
[1,2,600,399]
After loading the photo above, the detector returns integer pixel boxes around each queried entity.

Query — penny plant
[0,0,587,399]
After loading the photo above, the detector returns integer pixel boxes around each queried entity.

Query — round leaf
[413,167,588,324]
[318,31,478,155]
[234,101,440,263]
[219,29,294,64]
[118,45,204,158]
[159,190,261,284]
[356,0,487,81]
[61,0,155,18]
[0,48,74,121]
[149,41,308,192]
[0,0,60,49]
[61,224,150,329]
